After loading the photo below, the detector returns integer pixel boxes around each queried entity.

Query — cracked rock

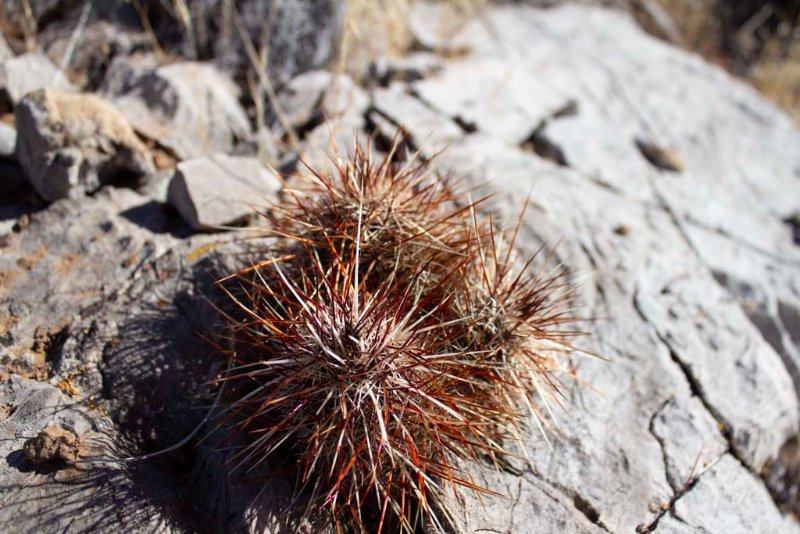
[650,397,728,490]
[371,82,463,157]
[167,154,282,231]
[15,90,154,201]
[665,455,795,533]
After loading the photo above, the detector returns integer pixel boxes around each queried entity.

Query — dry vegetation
[653,0,800,122]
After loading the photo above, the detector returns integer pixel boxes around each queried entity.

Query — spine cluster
[215,144,583,532]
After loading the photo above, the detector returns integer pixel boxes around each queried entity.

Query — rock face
[102,58,251,160]
[0,2,799,533]
[167,154,282,230]
[15,90,154,201]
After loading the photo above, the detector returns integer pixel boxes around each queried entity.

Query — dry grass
[750,38,800,123]
[654,0,800,122]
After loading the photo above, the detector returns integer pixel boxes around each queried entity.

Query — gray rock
[167,154,282,230]
[1,1,799,532]
[411,2,800,530]
[102,58,251,160]
[212,0,345,87]
[277,71,370,133]
[371,52,444,84]
[371,82,463,157]
[0,33,11,62]
[666,455,795,533]
[15,90,154,201]
[413,57,578,145]
[0,52,74,107]
[0,122,15,158]
[277,70,333,130]
[300,111,368,174]
[650,397,729,491]
[535,111,657,202]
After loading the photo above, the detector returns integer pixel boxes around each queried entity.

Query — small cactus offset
[214,143,586,533]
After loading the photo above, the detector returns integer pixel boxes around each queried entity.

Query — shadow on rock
[94,247,317,532]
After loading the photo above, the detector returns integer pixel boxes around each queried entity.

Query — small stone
[23,425,81,465]
[15,90,154,202]
[167,154,282,231]
[635,138,685,172]
[0,53,75,107]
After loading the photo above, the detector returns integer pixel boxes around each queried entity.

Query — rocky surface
[0,1,799,533]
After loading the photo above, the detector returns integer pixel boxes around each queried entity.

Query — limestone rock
[0,52,74,107]
[0,1,799,532]
[15,90,154,201]
[210,0,345,87]
[277,71,370,133]
[103,58,251,160]
[0,122,15,158]
[371,82,463,157]
[167,154,282,230]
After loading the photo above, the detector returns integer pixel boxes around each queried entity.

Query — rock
[209,0,345,87]
[22,425,81,465]
[413,57,578,145]
[0,52,74,108]
[15,90,154,201]
[300,112,368,173]
[102,58,251,160]
[650,397,729,490]
[534,112,657,201]
[0,122,15,158]
[370,52,444,84]
[371,82,463,157]
[663,455,794,533]
[0,33,11,62]
[0,1,799,532]
[277,70,332,130]
[277,71,369,133]
[635,138,685,172]
[0,187,181,360]
[414,3,800,530]
[167,154,282,230]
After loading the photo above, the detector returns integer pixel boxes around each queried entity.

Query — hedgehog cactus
[215,144,585,532]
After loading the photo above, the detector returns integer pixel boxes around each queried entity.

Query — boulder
[167,154,282,230]
[277,70,370,132]
[0,52,74,107]
[102,58,251,160]
[15,90,154,201]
